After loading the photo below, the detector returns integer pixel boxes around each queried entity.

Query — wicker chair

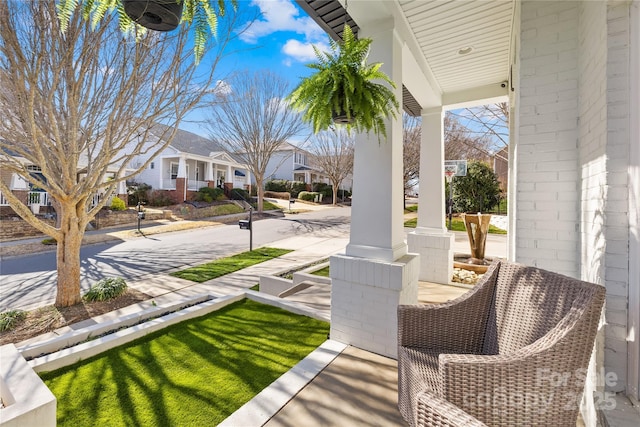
[398,261,605,427]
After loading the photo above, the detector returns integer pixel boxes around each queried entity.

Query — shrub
[110,197,126,211]
[264,191,291,200]
[298,191,320,202]
[289,181,307,198]
[147,190,175,207]
[312,182,333,198]
[229,188,250,201]
[195,187,225,203]
[265,180,289,192]
[83,277,128,302]
[127,182,152,206]
[451,161,502,213]
[0,309,27,332]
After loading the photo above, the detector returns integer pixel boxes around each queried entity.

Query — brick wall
[517,0,581,276]
[0,218,55,241]
[602,2,631,394]
[519,0,634,415]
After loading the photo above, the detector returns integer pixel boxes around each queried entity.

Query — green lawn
[311,266,330,277]
[41,299,329,427]
[252,200,280,211]
[170,247,292,283]
[404,217,507,234]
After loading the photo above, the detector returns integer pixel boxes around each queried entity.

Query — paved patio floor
[265,282,470,426]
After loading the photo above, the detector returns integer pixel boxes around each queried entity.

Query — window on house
[170,163,179,179]
[150,162,154,169]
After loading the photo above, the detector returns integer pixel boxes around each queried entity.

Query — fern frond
[56,0,80,33]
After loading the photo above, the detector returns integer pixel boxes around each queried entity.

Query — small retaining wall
[0,218,55,241]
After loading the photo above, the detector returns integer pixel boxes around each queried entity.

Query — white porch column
[330,20,418,359]
[177,156,187,178]
[407,107,454,284]
[226,165,233,184]
[206,162,214,182]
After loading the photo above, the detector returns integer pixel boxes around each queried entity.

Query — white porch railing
[163,178,177,190]
[162,179,210,191]
[28,191,49,206]
[189,180,209,191]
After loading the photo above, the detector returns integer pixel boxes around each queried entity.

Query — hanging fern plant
[287,24,399,139]
[56,0,235,63]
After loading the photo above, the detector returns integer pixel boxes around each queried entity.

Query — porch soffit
[297,0,513,110]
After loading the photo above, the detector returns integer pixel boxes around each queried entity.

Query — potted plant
[123,0,183,31]
[287,24,399,139]
[56,0,234,62]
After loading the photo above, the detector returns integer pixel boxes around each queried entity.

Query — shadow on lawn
[41,299,329,426]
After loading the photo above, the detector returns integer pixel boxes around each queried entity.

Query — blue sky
[181,0,329,137]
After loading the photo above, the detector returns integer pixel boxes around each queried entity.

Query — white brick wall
[329,253,418,358]
[407,231,454,284]
[517,1,581,277]
[518,1,634,423]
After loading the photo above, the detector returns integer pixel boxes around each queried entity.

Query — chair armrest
[438,291,605,426]
[415,390,487,427]
[398,261,500,352]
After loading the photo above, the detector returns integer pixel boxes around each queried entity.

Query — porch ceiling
[297,0,514,110]
[399,0,514,94]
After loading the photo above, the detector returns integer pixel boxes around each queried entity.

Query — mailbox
[239,219,251,230]
[138,211,145,220]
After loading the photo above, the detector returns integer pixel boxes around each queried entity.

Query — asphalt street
[0,207,352,311]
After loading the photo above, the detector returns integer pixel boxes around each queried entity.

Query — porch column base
[329,253,419,359]
[407,228,454,284]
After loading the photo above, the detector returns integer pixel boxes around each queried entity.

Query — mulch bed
[0,289,150,346]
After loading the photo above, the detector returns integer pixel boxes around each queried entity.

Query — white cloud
[240,0,325,44]
[282,39,329,63]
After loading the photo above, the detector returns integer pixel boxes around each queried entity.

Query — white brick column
[407,107,454,284]
[330,20,418,359]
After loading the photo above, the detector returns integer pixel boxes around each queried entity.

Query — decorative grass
[170,247,292,283]
[41,299,329,427]
[83,277,127,302]
[0,309,27,332]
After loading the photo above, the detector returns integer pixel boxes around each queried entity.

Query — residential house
[0,151,124,216]
[263,142,330,189]
[130,124,250,203]
[299,0,639,425]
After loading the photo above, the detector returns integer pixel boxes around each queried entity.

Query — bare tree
[446,102,509,153]
[206,70,307,212]
[307,129,354,205]
[0,1,240,307]
[403,113,421,197]
[444,113,493,162]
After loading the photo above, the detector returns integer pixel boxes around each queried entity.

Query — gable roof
[149,123,224,157]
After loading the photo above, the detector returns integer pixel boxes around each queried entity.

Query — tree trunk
[55,202,85,307]
[331,180,339,205]
[256,177,264,213]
